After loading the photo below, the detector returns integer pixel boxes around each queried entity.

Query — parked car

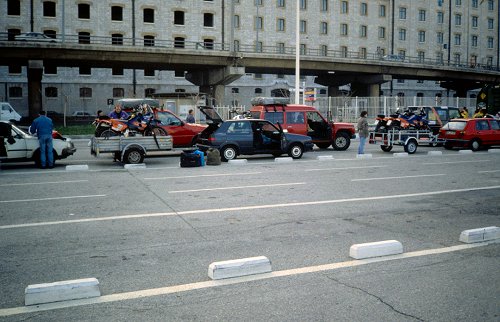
[248,97,355,150]
[197,106,314,161]
[439,118,500,151]
[382,54,405,62]
[72,111,93,117]
[0,121,76,166]
[15,32,60,43]
[154,110,207,147]
[0,102,22,122]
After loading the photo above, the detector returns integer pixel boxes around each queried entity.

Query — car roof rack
[251,97,290,107]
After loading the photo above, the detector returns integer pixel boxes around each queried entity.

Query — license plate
[446,131,455,135]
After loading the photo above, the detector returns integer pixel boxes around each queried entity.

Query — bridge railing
[1,31,497,72]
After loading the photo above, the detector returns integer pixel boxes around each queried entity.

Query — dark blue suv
[197,106,313,161]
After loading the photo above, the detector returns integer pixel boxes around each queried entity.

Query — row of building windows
[6,86,161,99]
[7,0,496,26]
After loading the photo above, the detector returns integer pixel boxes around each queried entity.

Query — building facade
[0,0,497,116]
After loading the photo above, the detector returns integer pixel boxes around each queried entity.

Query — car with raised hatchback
[440,118,500,151]
[196,106,313,161]
[0,121,76,166]
[249,97,355,150]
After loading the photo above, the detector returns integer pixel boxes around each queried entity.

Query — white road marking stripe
[478,169,500,173]
[306,165,386,172]
[144,172,262,180]
[168,182,306,193]
[1,185,499,230]
[0,240,496,317]
[351,174,446,182]
[0,194,106,204]
[423,160,491,165]
[0,180,88,187]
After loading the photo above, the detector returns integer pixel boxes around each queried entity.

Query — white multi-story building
[0,0,497,116]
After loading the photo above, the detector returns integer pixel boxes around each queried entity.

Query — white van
[0,102,22,122]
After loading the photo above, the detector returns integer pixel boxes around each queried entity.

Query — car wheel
[470,139,481,152]
[221,145,238,162]
[380,145,393,152]
[123,147,144,164]
[288,143,303,159]
[333,132,350,151]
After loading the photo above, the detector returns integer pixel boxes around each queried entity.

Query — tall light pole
[294,0,300,104]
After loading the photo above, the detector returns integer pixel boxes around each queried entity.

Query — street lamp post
[295,0,300,104]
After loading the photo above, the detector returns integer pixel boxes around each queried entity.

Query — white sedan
[0,121,76,166]
[15,32,60,43]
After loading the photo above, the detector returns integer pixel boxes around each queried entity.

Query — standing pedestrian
[29,110,54,169]
[186,109,195,123]
[357,111,369,155]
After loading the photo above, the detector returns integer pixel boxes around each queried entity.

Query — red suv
[249,97,356,150]
[440,118,500,151]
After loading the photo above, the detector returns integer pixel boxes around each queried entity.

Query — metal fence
[214,96,477,123]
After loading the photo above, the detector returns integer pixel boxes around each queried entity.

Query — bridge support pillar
[28,60,44,120]
[439,80,482,98]
[186,66,245,106]
[316,74,391,97]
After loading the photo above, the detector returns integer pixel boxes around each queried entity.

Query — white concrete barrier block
[228,159,248,165]
[316,155,335,161]
[393,152,408,157]
[25,278,100,306]
[459,226,500,243]
[208,256,272,280]
[458,149,473,154]
[349,240,403,259]
[124,163,146,170]
[356,154,373,159]
[427,151,443,156]
[65,165,89,171]
[488,149,500,153]
[274,157,293,163]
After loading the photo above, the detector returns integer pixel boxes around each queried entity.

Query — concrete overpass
[2,41,500,117]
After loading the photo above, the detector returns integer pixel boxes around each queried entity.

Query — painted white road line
[0,240,496,317]
[168,182,306,194]
[351,174,446,182]
[144,172,262,180]
[0,180,88,188]
[2,185,500,230]
[423,160,491,165]
[305,165,386,172]
[478,169,500,173]
[0,194,106,204]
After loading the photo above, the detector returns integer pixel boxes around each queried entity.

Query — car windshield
[442,121,466,130]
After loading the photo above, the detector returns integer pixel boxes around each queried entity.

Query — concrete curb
[208,256,272,280]
[65,165,89,171]
[274,157,293,163]
[356,154,373,159]
[393,152,408,157]
[124,163,147,170]
[25,278,100,306]
[458,150,473,154]
[428,151,443,156]
[349,240,403,259]
[459,226,500,243]
[316,155,335,161]
[488,149,500,153]
[228,159,248,165]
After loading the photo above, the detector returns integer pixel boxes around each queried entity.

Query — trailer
[369,129,443,154]
[90,135,173,163]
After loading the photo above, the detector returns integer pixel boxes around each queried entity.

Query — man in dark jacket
[29,110,54,168]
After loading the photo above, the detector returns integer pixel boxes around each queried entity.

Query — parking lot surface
[0,141,499,321]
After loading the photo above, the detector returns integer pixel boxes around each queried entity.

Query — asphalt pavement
[0,140,499,321]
